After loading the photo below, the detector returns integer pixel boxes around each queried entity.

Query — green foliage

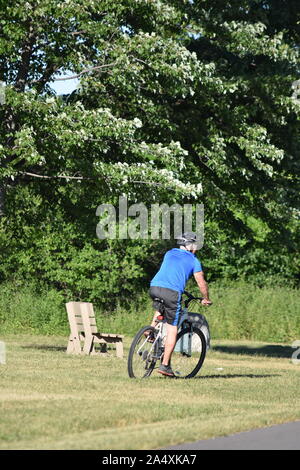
[207,281,300,342]
[0,282,67,335]
[0,0,299,312]
[1,281,299,343]
[0,185,159,305]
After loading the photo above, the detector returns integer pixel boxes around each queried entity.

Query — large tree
[0,0,299,301]
[0,0,203,205]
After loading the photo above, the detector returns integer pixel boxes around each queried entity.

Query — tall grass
[0,282,68,335]
[0,280,299,342]
[207,281,300,342]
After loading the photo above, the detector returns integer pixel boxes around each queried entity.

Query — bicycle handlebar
[183,291,212,308]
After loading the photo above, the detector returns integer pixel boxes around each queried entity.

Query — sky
[50,73,79,95]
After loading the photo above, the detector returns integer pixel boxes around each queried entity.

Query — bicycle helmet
[175,232,198,246]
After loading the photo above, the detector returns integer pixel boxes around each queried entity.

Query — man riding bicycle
[149,232,212,377]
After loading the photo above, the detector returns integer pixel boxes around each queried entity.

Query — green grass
[1,334,300,450]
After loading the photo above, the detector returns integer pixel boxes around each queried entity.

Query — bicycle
[127,291,211,379]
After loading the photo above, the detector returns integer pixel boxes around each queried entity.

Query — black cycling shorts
[149,286,182,326]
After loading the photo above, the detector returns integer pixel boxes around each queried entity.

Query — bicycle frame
[155,301,210,357]
[129,291,210,377]
[146,307,194,359]
[134,323,164,367]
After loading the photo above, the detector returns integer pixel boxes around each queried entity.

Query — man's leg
[161,324,178,366]
[158,289,181,375]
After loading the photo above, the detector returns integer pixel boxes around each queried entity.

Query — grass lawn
[0,334,300,450]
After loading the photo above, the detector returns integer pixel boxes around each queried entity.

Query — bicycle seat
[153,297,164,304]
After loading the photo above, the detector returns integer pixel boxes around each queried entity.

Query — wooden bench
[66,301,124,358]
[66,301,85,354]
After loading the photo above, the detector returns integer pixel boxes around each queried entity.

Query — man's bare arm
[194,271,212,305]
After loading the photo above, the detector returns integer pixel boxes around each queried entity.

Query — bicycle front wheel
[171,327,206,378]
[128,326,158,378]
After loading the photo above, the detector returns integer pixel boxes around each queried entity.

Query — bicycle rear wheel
[171,327,206,378]
[128,326,159,378]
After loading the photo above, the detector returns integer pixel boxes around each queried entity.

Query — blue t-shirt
[150,248,202,293]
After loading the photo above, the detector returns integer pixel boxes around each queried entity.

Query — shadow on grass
[195,373,280,380]
[162,373,281,380]
[161,373,281,380]
[21,344,66,352]
[212,344,294,359]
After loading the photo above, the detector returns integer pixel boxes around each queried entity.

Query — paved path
[166,421,300,450]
